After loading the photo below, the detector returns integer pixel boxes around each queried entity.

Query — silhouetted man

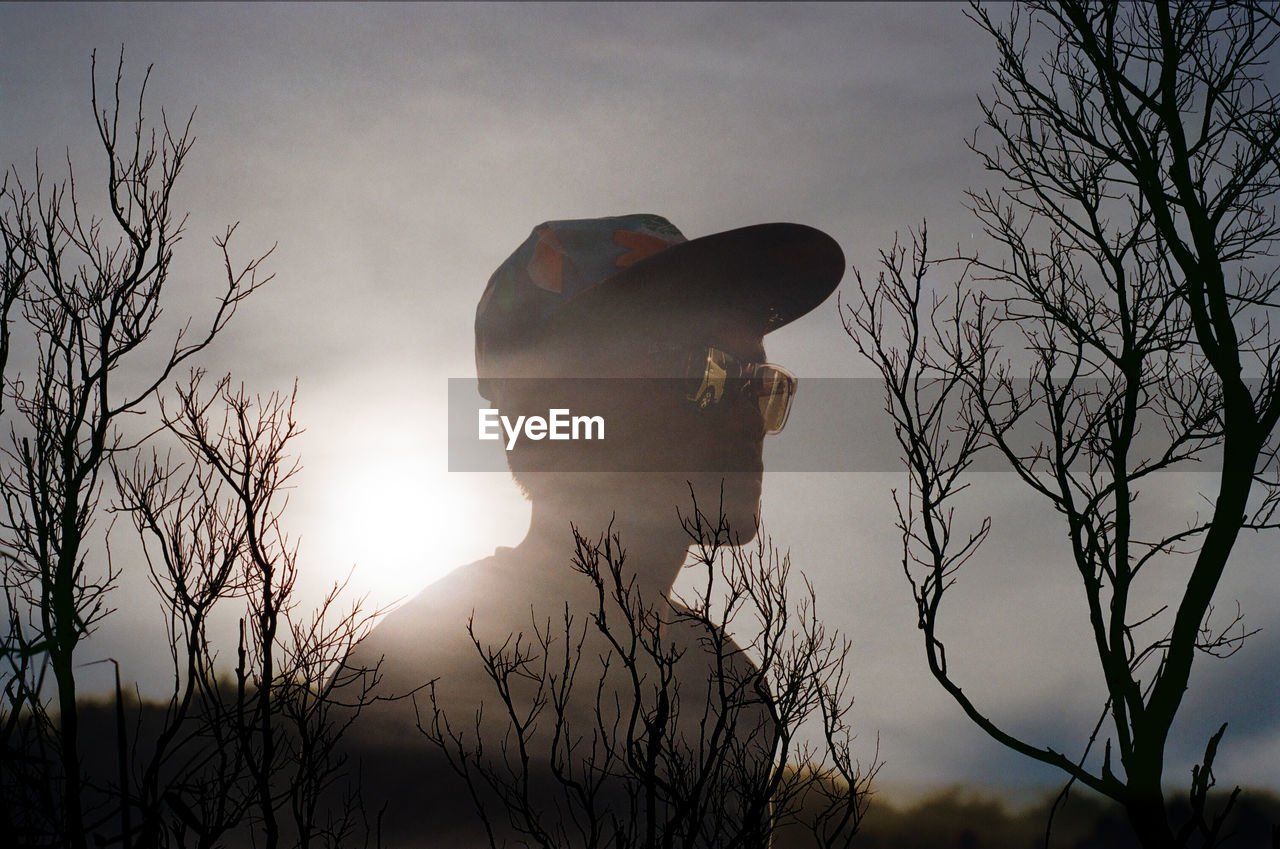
[343,214,843,847]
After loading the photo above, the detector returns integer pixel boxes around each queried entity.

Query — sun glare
[312,439,486,607]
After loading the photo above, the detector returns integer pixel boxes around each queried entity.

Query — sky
[1,2,1276,800]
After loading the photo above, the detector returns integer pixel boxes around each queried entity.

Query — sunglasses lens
[754,366,796,434]
[682,348,795,433]
[685,348,734,408]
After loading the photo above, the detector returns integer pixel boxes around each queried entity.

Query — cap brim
[546,222,845,338]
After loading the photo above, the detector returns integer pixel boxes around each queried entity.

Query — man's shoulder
[355,548,517,649]
[394,547,517,615]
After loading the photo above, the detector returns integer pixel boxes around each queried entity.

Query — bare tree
[846,3,1280,848]
[0,53,385,849]
[0,50,268,847]
[423,497,877,849]
[110,373,385,849]
[111,443,251,849]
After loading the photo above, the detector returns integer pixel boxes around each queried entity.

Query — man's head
[475,214,842,532]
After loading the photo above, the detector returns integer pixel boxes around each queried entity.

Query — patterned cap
[475,214,843,401]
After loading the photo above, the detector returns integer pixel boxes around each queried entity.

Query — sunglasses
[682,347,797,434]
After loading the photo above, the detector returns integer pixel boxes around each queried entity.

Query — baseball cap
[475,214,843,401]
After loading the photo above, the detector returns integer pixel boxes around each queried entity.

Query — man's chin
[683,472,762,541]
[723,490,762,543]
[724,507,760,543]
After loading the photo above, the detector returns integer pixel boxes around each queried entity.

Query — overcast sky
[2,2,1276,799]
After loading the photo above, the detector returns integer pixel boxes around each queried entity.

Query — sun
[292,376,534,614]
[307,433,477,606]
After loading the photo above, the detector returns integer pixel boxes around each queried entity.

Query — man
[343,214,843,847]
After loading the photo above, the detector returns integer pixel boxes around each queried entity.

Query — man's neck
[520,476,695,602]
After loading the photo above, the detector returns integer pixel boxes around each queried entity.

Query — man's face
[598,309,769,535]
[505,308,777,538]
